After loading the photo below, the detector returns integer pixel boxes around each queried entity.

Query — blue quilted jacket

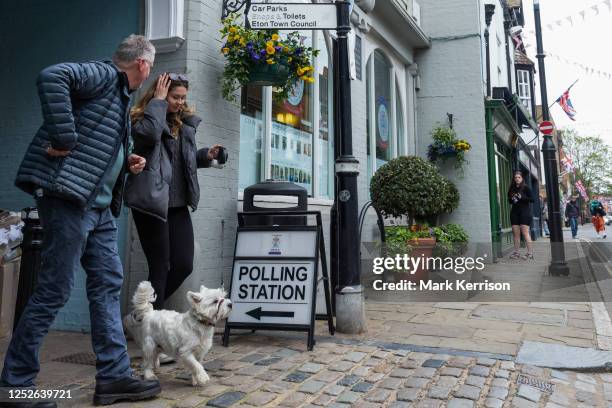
[15,61,132,216]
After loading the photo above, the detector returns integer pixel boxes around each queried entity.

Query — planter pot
[406,237,436,282]
[439,148,458,157]
[248,62,291,86]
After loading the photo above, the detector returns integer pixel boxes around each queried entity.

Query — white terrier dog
[124,281,232,386]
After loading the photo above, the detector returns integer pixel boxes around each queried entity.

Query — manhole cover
[52,352,96,366]
[517,374,554,394]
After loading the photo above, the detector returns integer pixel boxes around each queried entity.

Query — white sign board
[228,229,318,326]
[247,3,338,30]
[228,260,315,325]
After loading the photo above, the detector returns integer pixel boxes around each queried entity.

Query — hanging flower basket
[220,14,319,102]
[247,61,291,86]
[427,125,471,172]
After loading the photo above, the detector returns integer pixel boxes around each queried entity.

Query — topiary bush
[370,156,459,225]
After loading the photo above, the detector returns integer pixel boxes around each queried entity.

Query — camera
[217,146,228,165]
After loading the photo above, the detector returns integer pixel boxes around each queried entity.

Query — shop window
[367,49,405,190]
[237,30,333,199]
[239,85,263,191]
[317,31,333,199]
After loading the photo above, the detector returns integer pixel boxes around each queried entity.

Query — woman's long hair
[508,170,525,199]
[130,77,194,137]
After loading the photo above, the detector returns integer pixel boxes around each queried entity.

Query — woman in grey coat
[125,73,224,310]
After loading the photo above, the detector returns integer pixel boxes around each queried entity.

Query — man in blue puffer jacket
[1,35,161,407]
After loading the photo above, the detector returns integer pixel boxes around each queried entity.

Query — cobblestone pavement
[55,333,611,408]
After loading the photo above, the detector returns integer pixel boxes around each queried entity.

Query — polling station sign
[227,228,318,326]
[223,225,322,350]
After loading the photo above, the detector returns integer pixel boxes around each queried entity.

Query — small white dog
[124,281,232,386]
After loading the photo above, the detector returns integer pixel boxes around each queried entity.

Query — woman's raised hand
[154,73,171,100]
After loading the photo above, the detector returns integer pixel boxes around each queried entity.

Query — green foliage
[561,129,612,196]
[431,126,457,144]
[220,14,319,102]
[370,156,460,224]
[431,224,469,257]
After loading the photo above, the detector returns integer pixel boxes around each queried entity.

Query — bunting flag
[575,180,589,201]
[533,0,611,31]
[543,51,612,80]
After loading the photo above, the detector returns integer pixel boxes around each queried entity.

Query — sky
[521,0,612,147]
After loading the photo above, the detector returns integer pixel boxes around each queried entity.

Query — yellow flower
[239,38,246,46]
[233,35,242,42]
[303,66,313,72]
[266,58,275,65]
[266,45,276,55]
[229,26,238,34]
[297,67,305,76]
[288,57,293,62]
[266,41,274,48]
[222,47,230,54]
[283,46,290,53]
[271,33,280,41]
[304,76,315,84]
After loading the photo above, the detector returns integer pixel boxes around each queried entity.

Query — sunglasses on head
[168,73,188,83]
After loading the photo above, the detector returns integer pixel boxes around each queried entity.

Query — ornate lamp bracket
[222,0,250,19]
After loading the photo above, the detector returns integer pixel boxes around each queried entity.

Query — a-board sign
[227,229,318,326]
[223,212,335,351]
[246,3,338,30]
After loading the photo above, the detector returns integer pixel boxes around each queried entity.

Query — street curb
[269,332,515,361]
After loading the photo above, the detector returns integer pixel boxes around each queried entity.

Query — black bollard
[13,207,44,330]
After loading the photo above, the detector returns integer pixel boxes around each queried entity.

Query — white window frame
[517,69,532,113]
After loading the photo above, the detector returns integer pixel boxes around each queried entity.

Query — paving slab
[516,340,612,369]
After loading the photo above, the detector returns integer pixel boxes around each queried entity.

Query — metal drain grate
[52,352,97,366]
[517,374,554,394]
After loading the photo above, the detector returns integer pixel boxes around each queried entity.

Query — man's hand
[207,144,224,161]
[128,154,146,174]
[46,146,70,157]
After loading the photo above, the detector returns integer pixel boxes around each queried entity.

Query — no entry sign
[246,3,338,30]
[539,121,554,135]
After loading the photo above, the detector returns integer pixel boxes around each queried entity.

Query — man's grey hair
[113,34,156,66]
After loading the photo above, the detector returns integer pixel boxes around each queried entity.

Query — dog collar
[191,312,216,327]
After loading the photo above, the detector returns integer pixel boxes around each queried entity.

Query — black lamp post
[334,0,365,333]
[533,0,569,276]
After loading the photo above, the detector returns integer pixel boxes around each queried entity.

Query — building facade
[1,0,545,331]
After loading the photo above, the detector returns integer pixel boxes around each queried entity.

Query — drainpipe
[504,18,513,91]
[484,4,496,97]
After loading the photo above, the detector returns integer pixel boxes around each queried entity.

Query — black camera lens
[217,147,228,164]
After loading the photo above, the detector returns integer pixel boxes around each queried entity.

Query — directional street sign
[539,121,555,135]
[246,3,338,30]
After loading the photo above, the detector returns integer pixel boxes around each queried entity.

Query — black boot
[93,376,161,405]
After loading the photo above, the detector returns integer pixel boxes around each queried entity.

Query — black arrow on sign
[246,307,294,320]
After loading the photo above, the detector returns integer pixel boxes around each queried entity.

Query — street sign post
[246,3,338,30]
[539,121,554,135]
[223,212,334,350]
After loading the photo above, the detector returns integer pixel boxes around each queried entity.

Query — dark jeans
[0,196,131,386]
[569,217,579,238]
[132,206,194,310]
